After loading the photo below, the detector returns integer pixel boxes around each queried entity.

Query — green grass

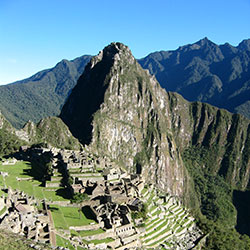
[18,181,35,196]
[0,162,70,203]
[148,233,172,248]
[0,161,39,195]
[146,218,164,232]
[4,176,20,190]
[145,217,159,227]
[144,218,169,238]
[145,226,171,245]
[92,238,114,244]
[151,208,161,217]
[172,207,183,215]
[0,161,31,177]
[51,207,68,230]
[149,205,158,213]
[77,246,87,250]
[0,206,7,216]
[176,226,185,233]
[186,220,194,228]
[56,234,75,250]
[73,228,105,237]
[50,205,96,230]
[33,185,45,199]
[141,187,148,196]
[147,192,155,204]
[60,206,95,226]
[172,223,179,231]
[43,188,69,201]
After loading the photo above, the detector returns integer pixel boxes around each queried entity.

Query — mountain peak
[88,42,133,70]
[177,37,216,52]
[60,43,187,196]
[196,37,214,46]
[238,39,250,51]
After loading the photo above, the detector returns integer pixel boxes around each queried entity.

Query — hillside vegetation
[139,38,250,119]
[0,55,91,128]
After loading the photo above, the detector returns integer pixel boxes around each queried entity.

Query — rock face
[1,38,249,129]
[60,42,250,204]
[61,43,186,197]
[20,117,81,150]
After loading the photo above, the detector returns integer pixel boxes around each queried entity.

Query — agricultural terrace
[0,160,99,244]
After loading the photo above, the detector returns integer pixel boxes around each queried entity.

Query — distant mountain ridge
[138,38,250,119]
[0,55,91,128]
[0,38,249,129]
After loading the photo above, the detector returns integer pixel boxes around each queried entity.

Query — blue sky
[0,0,249,85]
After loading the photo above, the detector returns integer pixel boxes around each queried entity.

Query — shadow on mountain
[60,47,119,145]
[233,190,250,237]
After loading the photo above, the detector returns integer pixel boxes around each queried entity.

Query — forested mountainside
[0,38,249,129]
[139,37,250,119]
[0,55,91,128]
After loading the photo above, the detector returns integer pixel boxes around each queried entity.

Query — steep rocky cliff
[60,42,250,210]
[61,43,187,198]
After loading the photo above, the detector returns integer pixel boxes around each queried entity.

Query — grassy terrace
[145,218,169,236]
[0,161,102,240]
[50,205,96,230]
[56,234,75,250]
[144,226,171,244]
[0,161,70,201]
[141,186,197,249]
[71,228,105,237]
[91,238,114,244]
[0,206,7,216]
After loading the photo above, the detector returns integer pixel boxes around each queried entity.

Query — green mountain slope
[21,116,81,150]
[138,38,250,119]
[0,111,80,157]
[0,55,91,128]
[0,111,25,155]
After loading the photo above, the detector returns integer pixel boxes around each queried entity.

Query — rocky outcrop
[21,117,81,150]
[60,43,187,198]
[0,110,81,155]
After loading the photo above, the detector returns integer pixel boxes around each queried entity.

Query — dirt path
[48,210,56,247]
